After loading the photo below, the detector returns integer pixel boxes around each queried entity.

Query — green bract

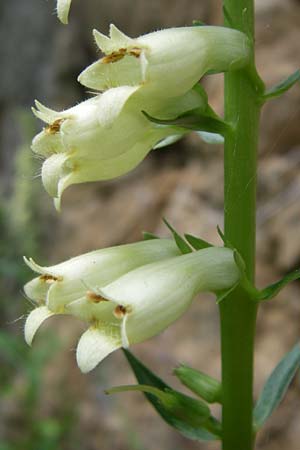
[32,86,204,208]
[78,24,251,97]
[24,245,240,373]
[57,0,72,24]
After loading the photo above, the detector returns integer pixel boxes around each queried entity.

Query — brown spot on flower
[39,274,63,283]
[102,48,127,64]
[102,47,142,64]
[113,304,132,319]
[86,290,109,303]
[45,119,65,134]
[129,47,142,58]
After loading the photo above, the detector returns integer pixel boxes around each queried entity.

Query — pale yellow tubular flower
[24,245,240,372]
[78,24,251,97]
[31,85,205,208]
[24,239,180,346]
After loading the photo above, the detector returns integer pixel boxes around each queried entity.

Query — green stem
[220,1,263,449]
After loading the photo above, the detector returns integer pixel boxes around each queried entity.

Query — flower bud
[79,24,251,98]
[57,0,72,24]
[31,86,204,208]
[174,365,222,404]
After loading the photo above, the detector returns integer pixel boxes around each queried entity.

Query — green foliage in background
[0,110,79,450]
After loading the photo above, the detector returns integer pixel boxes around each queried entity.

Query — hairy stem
[219,1,264,449]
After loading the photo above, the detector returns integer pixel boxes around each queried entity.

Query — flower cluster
[32,86,204,209]
[25,17,249,371]
[24,241,239,372]
[32,23,250,208]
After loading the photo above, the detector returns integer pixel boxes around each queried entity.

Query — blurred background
[1,0,300,449]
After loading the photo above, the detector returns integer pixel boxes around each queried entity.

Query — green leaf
[216,226,229,246]
[106,383,211,428]
[142,109,229,135]
[142,231,160,241]
[253,343,300,430]
[256,269,300,301]
[163,218,193,254]
[263,70,300,100]
[123,350,220,441]
[184,234,212,250]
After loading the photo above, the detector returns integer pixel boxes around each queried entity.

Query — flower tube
[78,24,251,97]
[24,238,179,317]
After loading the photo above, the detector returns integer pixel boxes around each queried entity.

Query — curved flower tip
[57,0,72,24]
[25,306,54,346]
[76,327,121,373]
[24,255,45,274]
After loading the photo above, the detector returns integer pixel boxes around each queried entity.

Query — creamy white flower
[32,85,204,209]
[24,238,179,315]
[78,24,250,97]
[23,239,180,348]
[57,0,72,24]
[24,245,240,373]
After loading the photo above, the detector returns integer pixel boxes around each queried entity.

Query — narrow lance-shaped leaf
[216,225,230,247]
[262,70,300,101]
[142,109,230,135]
[255,269,300,302]
[106,384,211,428]
[253,343,300,430]
[163,218,193,254]
[142,231,160,241]
[184,234,212,250]
[123,350,221,441]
